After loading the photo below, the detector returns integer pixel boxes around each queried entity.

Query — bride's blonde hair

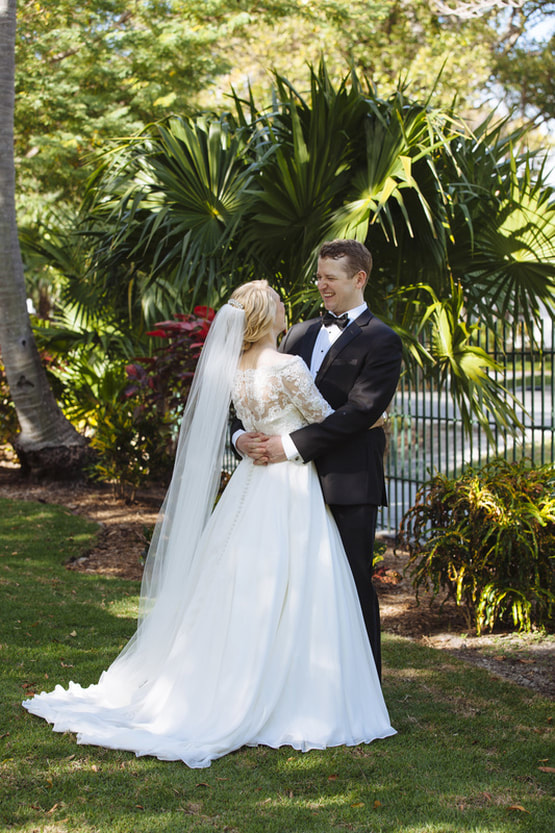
[229,280,276,352]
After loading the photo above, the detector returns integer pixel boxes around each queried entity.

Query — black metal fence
[381,317,555,535]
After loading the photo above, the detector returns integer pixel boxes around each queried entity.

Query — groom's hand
[236,432,270,464]
[259,436,286,464]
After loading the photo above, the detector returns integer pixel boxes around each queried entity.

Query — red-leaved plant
[125,307,215,424]
[90,307,215,497]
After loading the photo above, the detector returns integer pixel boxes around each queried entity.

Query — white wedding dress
[23,355,395,767]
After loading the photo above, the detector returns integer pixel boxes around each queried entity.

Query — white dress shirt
[281,303,368,462]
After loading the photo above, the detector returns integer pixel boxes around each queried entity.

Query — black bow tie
[322,311,350,330]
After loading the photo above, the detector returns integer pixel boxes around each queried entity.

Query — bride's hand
[259,436,286,464]
[236,432,270,464]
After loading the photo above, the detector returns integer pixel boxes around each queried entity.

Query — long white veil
[99,301,245,695]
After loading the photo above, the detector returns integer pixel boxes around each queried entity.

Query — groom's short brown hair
[319,239,373,279]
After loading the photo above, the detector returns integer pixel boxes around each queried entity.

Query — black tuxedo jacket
[278,308,402,506]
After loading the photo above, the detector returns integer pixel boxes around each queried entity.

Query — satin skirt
[23,458,395,768]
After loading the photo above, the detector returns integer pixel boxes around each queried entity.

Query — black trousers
[328,503,381,679]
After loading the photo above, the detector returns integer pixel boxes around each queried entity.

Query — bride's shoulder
[274,353,302,367]
[238,351,301,374]
[273,354,305,371]
[277,354,311,379]
[258,355,304,376]
[258,351,302,370]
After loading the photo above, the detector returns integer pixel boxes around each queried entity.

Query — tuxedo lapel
[315,309,373,384]
[297,320,322,366]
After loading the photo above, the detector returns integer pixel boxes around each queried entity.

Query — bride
[23,280,396,768]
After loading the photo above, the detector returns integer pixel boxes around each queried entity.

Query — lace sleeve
[281,357,334,424]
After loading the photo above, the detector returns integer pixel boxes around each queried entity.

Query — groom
[235,239,402,678]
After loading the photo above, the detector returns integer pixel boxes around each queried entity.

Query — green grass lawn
[0,496,553,833]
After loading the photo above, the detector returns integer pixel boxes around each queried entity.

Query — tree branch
[432,0,526,19]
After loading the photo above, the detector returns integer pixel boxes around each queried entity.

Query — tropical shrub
[125,306,214,429]
[34,63,551,445]
[37,355,159,497]
[27,307,213,496]
[88,394,171,500]
[91,307,214,497]
[18,63,555,455]
[398,459,555,634]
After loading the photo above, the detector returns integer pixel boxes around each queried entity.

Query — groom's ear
[354,270,367,289]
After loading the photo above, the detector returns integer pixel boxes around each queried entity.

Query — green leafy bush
[26,308,213,496]
[89,393,173,500]
[398,459,555,634]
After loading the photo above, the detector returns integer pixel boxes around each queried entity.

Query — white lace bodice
[232,355,333,435]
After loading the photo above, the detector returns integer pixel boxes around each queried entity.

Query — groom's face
[316,256,366,315]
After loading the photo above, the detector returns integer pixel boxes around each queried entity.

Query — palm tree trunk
[0,0,88,477]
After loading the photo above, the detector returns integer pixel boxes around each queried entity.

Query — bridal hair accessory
[228,299,244,310]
